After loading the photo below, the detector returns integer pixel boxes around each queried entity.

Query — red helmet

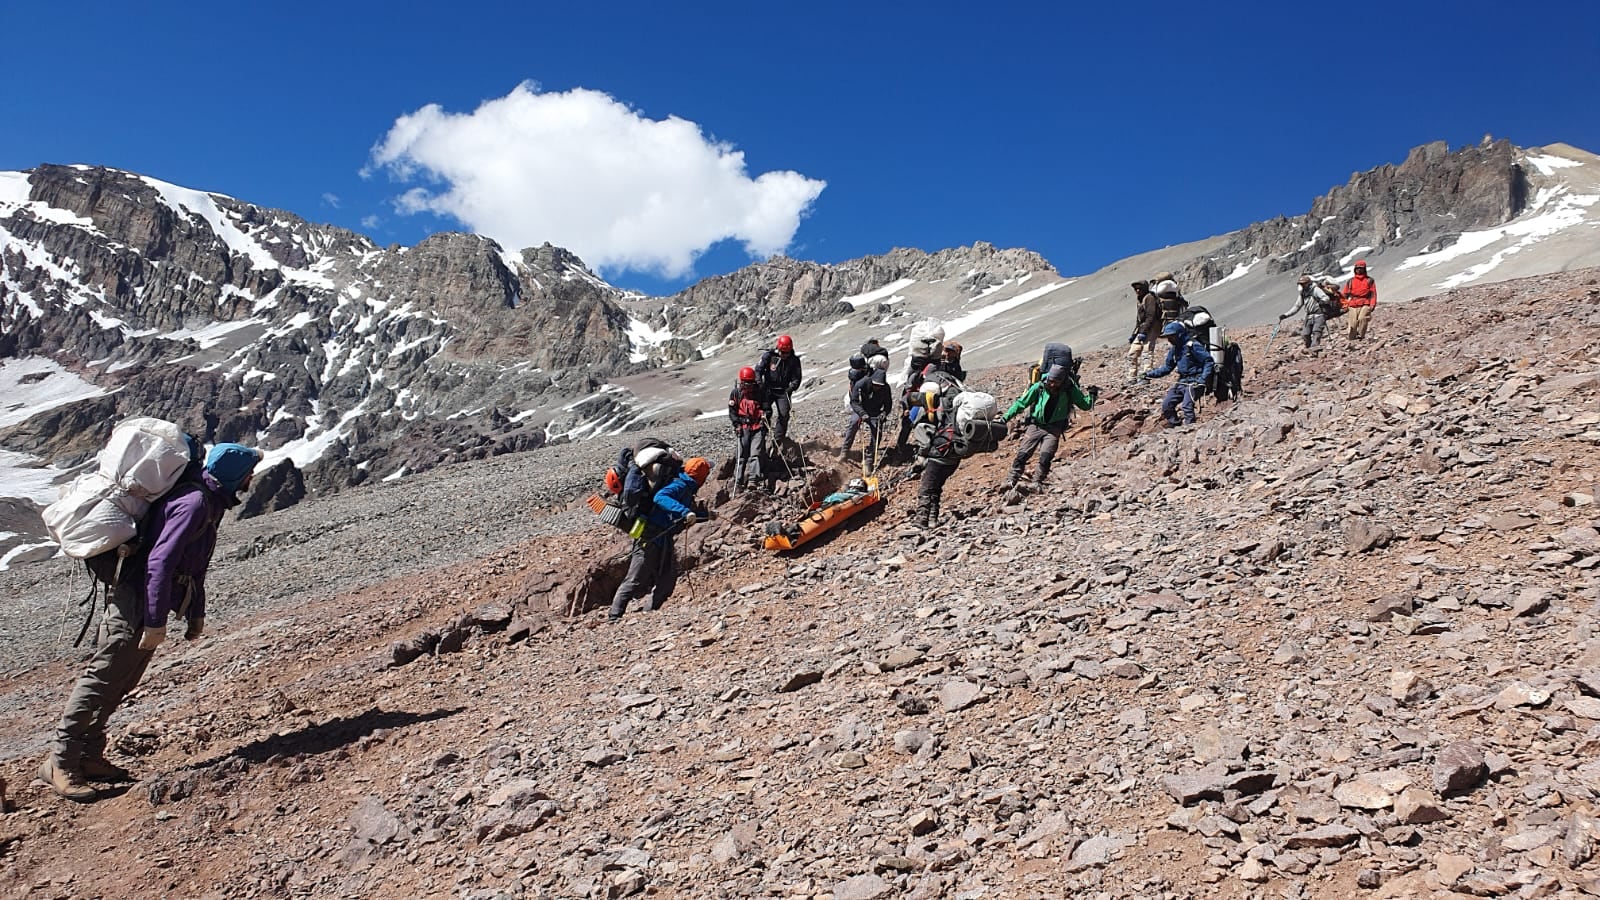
[1354,259,1368,269]
[738,366,757,383]
[776,335,794,353]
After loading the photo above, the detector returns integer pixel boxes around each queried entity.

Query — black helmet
[849,353,867,370]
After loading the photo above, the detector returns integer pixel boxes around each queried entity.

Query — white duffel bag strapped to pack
[908,320,945,358]
[43,417,195,559]
[950,391,997,430]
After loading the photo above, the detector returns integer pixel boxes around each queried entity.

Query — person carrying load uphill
[609,457,710,622]
[1000,363,1097,492]
[925,341,966,382]
[906,387,958,528]
[892,320,944,462]
[42,442,262,802]
[1143,321,1215,427]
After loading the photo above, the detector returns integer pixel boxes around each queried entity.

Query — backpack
[1179,307,1246,401]
[1029,342,1080,386]
[593,438,682,533]
[43,417,198,559]
[908,320,945,360]
[1317,283,1346,318]
[949,392,1005,458]
[1211,340,1245,402]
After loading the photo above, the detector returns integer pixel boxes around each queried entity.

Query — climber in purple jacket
[41,443,262,802]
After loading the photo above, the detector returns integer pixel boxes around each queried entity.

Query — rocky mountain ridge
[3,138,1598,568]
[0,165,1046,531]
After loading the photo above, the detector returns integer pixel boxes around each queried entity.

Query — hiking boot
[38,757,97,802]
[1001,473,1019,491]
[79,754,134,782]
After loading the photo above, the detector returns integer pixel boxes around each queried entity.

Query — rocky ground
[2,268,1600,899]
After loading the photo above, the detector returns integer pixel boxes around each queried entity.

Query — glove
[682,512,698,526]
[1087,386,1100,403]
[185,618,204,641]
[1278,313,1288,321]
[137,625,166,651]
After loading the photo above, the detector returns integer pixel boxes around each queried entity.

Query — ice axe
[1265,318,1283,352]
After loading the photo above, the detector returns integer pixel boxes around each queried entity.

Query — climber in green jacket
[1000,364,1097,491]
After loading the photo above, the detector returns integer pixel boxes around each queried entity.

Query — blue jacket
[643,472,700,540]
[1147,339,1216,385]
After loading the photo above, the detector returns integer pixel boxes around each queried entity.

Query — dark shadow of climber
[223,705,465,765]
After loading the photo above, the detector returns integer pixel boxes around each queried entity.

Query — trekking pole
[1265,319,1281,352]
[864,417,881,477]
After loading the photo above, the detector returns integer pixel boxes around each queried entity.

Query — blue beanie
[205,443,262,493]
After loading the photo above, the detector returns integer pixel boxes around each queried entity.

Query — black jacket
[758,349,802,396]
[859,340,888,362]
[850,377,893,418]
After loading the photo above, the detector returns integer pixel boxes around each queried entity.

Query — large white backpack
[908,320,945,359]
[949,391,1005,458]
[951,391,997,430]
[43,417,195,559]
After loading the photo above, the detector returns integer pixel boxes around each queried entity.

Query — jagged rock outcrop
[0,165,649,504]
[1173,138,1530,290]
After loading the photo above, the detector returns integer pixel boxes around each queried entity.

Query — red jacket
[1343,274,1378,308]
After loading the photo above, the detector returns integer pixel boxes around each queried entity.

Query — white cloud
[321,192,341,209]
[360,214,381,230]
[365,83,826,279]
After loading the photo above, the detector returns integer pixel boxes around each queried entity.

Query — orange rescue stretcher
[762,477,882,552]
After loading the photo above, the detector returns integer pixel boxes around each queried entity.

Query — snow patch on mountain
[1339,246,1374,266]
[627,316,674,363]
[140,175,281,272]
[1200,258,1262,292]
[1398,185,1600,288]
[0,358,110,430]
[158,317,270,349]
[0,171,29,205]
[1527,154,1583,176]
[840,278,916,308]
[0,450,67,505]
[944,280,1072,338]
[0,172,94,230]
[261,401,370,471]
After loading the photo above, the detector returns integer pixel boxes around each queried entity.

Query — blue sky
[4,0,1597,295]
